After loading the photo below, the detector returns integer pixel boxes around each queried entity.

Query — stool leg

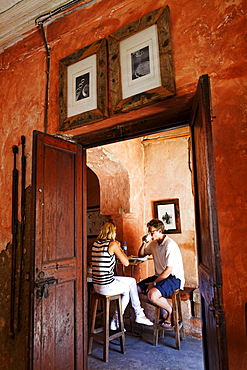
[153,306,160,346]
[159,307,165,338]
[88,295,98,354]
[103,297,109,362]
[172,292,180,350]
[116,295,126,354]
[177,293,186,341]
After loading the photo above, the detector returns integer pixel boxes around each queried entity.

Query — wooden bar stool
[140,289,185,349]
[88,291,126,362]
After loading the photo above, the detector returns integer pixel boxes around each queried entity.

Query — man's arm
[155,266,172,283]
[146,266,173,292]
[138,238,149,257]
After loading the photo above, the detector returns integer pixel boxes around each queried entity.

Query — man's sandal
[161,321,173,329]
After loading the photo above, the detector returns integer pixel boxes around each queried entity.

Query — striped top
[91,239,116,285]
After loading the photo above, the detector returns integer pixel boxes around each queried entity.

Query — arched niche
[86,147,130,215]
[87,166,100,208]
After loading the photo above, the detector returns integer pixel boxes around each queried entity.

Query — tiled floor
[88,323,204,370]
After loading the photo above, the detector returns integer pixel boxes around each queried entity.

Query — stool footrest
[92,326,104,334]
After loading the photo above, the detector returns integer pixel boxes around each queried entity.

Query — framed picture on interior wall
[59,38,108,131]
[108,5,175,114]
[153,198,181,234]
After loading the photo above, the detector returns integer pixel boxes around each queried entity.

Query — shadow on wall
[0,186,32,370]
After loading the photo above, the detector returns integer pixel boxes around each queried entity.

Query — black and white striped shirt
[91,239,116,285]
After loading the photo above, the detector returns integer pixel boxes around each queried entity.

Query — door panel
[190,75,227,370]
[43,144,75,260]
[30,131,87,370]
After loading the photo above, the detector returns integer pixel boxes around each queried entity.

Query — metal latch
[35,275,58,299]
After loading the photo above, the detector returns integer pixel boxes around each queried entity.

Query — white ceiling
[0,0,79,52]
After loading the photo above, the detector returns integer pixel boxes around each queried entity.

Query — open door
[29,131,87,369]
[190,75,228,370]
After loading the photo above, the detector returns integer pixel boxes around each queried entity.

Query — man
[137,219,185,327]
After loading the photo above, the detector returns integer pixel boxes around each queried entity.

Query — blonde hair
[97,222,116,241]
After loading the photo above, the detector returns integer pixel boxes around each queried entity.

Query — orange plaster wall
[98,137,145,257]
[143,133,197,288]
[0,0,247,367]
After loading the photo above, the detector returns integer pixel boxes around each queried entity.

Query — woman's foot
[110,317,119,330]
[110,317,126,331]
[135,314,153,326]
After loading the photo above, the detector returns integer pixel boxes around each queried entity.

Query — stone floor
[88,323,204,370]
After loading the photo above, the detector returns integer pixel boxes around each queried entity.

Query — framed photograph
[108,6,175,114]
[59,39,108,131]
[120,25,161,99]
[153,198,181,234]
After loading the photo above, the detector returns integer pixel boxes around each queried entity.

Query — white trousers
[93,276,143,317]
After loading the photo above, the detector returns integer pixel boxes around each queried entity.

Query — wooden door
[190,75,228,370]
[29,131,87,370]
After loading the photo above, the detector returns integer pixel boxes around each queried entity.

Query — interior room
[86,127,201,332]
[86,128,204,366]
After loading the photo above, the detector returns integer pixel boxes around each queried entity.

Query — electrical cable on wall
[35,0,95,133]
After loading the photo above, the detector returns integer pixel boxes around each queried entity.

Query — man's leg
[147,288,172,323]
[137,275,156,294]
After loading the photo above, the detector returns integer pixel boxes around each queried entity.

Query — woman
[91,222,153,330]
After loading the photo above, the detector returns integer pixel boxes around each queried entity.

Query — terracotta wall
[93,137,145,255]
[142,131,197,287]
[0,0,246,368]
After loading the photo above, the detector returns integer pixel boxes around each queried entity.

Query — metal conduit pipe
[35,0,95,133]
[38,23,50,133]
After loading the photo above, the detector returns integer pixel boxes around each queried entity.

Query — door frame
[75,92,194,148]
[75,75,227,369]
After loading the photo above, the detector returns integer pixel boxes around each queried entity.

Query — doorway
[86,127,198,289]
[86,128,203,367]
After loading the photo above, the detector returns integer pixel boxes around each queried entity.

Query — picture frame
[108,6,175,114]
[59,38,108,131]
[153,198,181,234]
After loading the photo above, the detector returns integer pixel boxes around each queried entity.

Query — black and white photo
[131,46,150,80]
[76,72,90,101]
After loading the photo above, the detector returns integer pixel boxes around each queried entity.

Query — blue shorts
[138,275,181,298]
